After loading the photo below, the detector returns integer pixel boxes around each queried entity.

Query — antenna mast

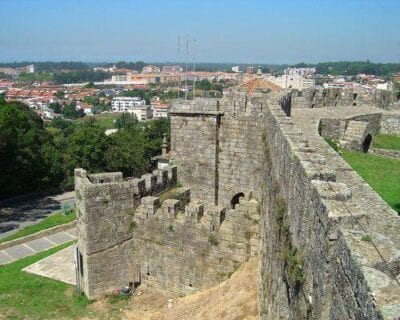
[185,35,189,100]
[177,36,181,102]
[193,37,196,100]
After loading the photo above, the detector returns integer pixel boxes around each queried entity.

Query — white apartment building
[268,74,315,90]
[142,65,160,74]
[284,67,316,76]
[111,96,146,111]
[152,103,170,119]
[162,65,183,73]
[26,64,35,73]
[128,105,152,121]
[232,66,240,73]
[111,96,151,121]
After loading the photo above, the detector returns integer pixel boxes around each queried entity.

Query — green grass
[373,134,400,150]
[342,150,400,213]
[77,112,121,130]
[158,186,182,203]
[0,242,93,319]
[0,242,131,319]
[0,212,76,244]
[92,112,121,130]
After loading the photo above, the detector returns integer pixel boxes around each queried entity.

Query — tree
[395,82,400,100]
[65,121,110,177]
[48,102,62,114]
[142,118,170,158]
[49,116,73,131]
[196,79,212,91]
[115,112,138,129]
[105,126,149,177]
[0,101,64,198]
[62,102,84,119]
[55,90,65,99]
[85,82,96,88]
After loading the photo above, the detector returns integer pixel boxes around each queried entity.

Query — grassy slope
[0,242,92,320]
[90,113,121,130]
[0,212,76,244]
[373,134,400,150]
[342,150,400,213]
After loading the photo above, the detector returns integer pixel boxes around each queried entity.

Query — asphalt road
[0,191,75,240]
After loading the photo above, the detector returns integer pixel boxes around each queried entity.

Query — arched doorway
[231,193,244,209]
[362,134,372,153]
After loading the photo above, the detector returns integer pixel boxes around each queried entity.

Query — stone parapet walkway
[0,227,76,265]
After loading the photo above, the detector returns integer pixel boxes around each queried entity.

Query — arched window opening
[231,193,245,209]
[362,134,372,153]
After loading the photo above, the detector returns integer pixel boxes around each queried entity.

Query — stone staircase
[340,120,369,151]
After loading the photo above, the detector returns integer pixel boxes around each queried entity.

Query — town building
[392,73,400,83]
[284,67,316,76]
[151,102,170,119]
[76,102,93,115]
[246,66,255,73]
[142,65,161,74]
[111,96,151,120]
[268,74,315,90]
[109,74,160,86]
[232,66,240,73]
[26,64,35,73]
[376,83,393,91]
[111,96,146,111]
[162,65,184,73]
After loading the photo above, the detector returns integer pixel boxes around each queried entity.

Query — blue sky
[0,0,399,63]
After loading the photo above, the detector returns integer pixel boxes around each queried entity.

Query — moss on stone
[285,247,305,287]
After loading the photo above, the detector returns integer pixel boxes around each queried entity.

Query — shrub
[208,233,219,246]
[361,234,372,242]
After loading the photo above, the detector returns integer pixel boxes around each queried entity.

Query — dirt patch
[124,256,259,320]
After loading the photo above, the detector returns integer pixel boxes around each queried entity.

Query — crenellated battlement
[76,164,259,299]
[77,87,400,318]
[260,93,400,320]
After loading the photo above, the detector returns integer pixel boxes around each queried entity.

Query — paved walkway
[23,245,76,285]
[0,191,75,239]
[0,227,77,265]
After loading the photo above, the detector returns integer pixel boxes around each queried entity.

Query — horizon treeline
[1,60,400,77]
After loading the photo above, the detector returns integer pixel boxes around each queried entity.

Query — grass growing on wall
[341,150,400,214]
[373,134,400,150]
[0,211,76,244]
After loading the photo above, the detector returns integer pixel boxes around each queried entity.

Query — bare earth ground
[122,256,259,320]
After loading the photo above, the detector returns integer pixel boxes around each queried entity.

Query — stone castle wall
[76,87,400,318]
[171,92,275,208]
[75,166,178,298]
[289,88,396,111]
[75,165,259,300]
[318,113,382,141]
[380,114,400,135]
[133,190,259,294]
[171,89,400,319]
[257,98,400,319]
